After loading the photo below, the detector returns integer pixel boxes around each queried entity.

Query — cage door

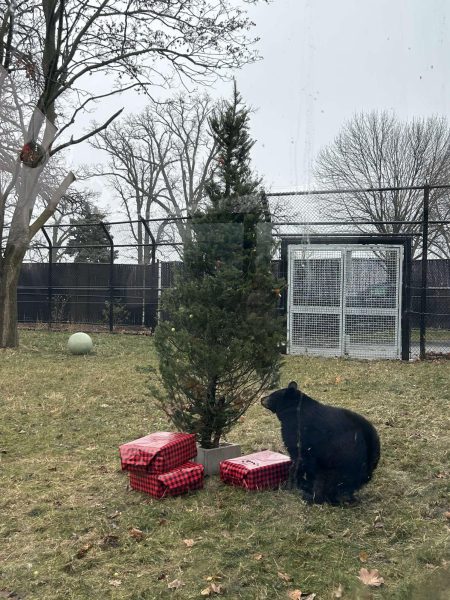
[287,243,403,359]
[343,246,403,359]
[288,246,344,356]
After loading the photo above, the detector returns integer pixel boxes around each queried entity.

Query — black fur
[261,382,380,504]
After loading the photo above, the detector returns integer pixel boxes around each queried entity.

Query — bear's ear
[287,381,298,390]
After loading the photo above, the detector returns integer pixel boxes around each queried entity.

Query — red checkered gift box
[128,462,204,499]
[119,432,197,474]
[220,450,292,491]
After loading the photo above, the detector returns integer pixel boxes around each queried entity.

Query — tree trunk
[0,244,27,348]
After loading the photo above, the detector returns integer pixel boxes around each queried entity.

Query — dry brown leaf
[109,579,122,587]
[358,568,384,587]
[278,571,292,582]
[167,579,184,589]
[158,518,168,526]
[129,527,145,540]
[373,515,384,529]
[332,584,344,598]
[75,543,93,559]
[359,551,368,563]
[253,553,263,560]
[444,511,450,520]
[335,376,342,384]
[183,538,195,547]
[201,583,224,595]
[287,590,302,600]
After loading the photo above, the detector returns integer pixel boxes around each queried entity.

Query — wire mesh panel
[288,244,403,359]
[288,247,343,356]
[343,248,402,359]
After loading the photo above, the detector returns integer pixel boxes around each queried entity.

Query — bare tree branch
[29,170,75,237]
[314,111,450,257]
[50,107,124,155]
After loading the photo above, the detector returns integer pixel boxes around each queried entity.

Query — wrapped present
[119,432,197,474]
[220,450,292,491]
[128,462,204,499]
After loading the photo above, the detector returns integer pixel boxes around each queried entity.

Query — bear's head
[261,381,300,415]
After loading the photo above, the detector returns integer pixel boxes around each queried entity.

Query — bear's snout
[261,394,276,411]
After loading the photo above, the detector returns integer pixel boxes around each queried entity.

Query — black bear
[261,381,380,504]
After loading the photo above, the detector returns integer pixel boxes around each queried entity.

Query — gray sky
[234,0,450,191]
[70,0,450,205]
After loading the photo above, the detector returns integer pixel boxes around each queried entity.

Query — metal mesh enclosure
[287,243,403,359]
[270,185,450,359]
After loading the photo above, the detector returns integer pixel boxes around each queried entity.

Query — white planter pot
[195,442,241,476]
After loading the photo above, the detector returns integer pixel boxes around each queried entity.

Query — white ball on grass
[67,332,93,355]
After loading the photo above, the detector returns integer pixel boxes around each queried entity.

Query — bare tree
[90,93,218,262]
[30,186,101,262]
[0,0,265,347]
[89,116,168,265]
[314,111,450,257]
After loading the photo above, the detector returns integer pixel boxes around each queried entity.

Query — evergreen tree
[206,82,261,204]
[153,86,284,449]
[65,202,118,263]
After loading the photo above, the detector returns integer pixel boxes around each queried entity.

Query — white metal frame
[287,243,403,360]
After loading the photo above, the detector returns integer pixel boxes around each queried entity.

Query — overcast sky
[235,0,450,191]
[70,0,450,206]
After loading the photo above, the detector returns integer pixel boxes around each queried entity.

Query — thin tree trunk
[0,170,75,348]
[0,244,27,347]
[199,376,219,448]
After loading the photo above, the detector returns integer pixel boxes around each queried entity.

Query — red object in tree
[220,450,292,490]
[20,141,45,168]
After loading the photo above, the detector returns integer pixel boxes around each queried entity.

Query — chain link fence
[10,184,450,359]
[268,185,450,359]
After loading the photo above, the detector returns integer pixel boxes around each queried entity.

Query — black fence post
[419,184,430,360]
[101,222,115,333]
[41,226,53,328]
[140,217,157,328]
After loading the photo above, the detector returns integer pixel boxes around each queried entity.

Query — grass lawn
[0,331,449,600]
[410,328,450,343]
